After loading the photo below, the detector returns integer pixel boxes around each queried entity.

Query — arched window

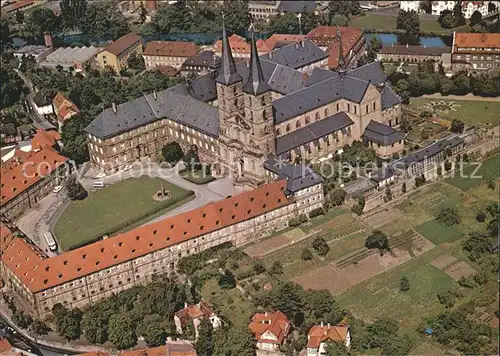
[276,128,281,136]
[234,98,238,107]
[296,120,301,129]
[305,116,310,125]
[315,112,320,121]
[324,108,329,117]
[221,86,225,95]
[261,95,266,105]
[286,124,291,132]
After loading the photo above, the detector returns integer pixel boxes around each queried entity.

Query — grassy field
[446,155,500,191]
[201,278,254,328]
[415,219,464,245]
[55,177,192,250]
[337,248,457,331]
[409,98,500,128]
[350,13,457,33]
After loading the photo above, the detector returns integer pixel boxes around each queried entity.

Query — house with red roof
[52,92,80,130]
[307,322,351,355]
[174,300,221,339]
[248,311,290,351]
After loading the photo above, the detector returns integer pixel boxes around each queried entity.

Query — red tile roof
[1,181,292,293]
[5,0,35,12]
[265,34,307,51]
[454,32,500,53]
[175,300,215,326]
[152,65,180,77]
[104,33,142,57]
[0,147,68,206]
[52,92,80,123]
[144,41,199,58]
[31,129,61,151]
[249,311,290,345]
[80,343,197,356]
[307,324,350,348]
[0,337,12,353]
[307,26,364,68]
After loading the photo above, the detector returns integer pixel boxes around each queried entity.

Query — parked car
[96,172,106,178]
[53,186,63,193]
[123,164,132,171]
[93,181,105,188]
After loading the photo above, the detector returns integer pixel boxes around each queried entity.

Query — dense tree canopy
[0,64,25,110]
[269,13,300,34]
[24,7,60,39]
[108,313,137,350]
[396,10,420,45]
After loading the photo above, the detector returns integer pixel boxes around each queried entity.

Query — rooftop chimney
[265,311,268,317]
[269,51,273,60]
[44,32,54,50]
[301,40,305,48]
[406,43,409,48]
[328,323,331,329]
[153,90,157,100]
[184,302,188,308]
[320,321,324,328]
[112,102,117,114]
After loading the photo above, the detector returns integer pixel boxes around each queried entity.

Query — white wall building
[400,1,421,12]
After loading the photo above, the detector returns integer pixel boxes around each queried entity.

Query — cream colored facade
[2,200,297,318]
[96,41,143,74]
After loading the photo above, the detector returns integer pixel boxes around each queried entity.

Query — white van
[93,181,105,188]
[44,232,57,251]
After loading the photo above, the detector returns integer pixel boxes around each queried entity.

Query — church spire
[216,14,242,85]
[337,27,346,72]
[243,24,271,96]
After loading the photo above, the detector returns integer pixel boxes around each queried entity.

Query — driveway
[16,191,68,257]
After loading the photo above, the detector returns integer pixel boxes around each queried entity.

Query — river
[365,33,449,47]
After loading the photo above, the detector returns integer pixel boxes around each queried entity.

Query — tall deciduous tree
[80,2,129,40]
[65,175,87,200]
[24,8,60,39]
[60,0,87,30]
[271,282,304,321]
[396,10,420,45]
[222,0,250,34]
[195,318,214,356]
[365,230,389,253]
[269,13,300,34]
[162,142,184,163]
[108,313,137,350]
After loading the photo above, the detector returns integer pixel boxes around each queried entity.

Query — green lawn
[337,248,457,331]
[446,155,500,191]
[201,278,254,328]
[55,177,193,250]
[350,13,457,33]
[409,98,500,128]
[415,219,464,245]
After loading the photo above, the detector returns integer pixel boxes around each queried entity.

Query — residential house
[248,311,290,351]
[32,92,54,117]
[451,32,500,72]
[307,323,351,356]
[96,33,143,74]
[174,300,221,338]
[52,92,80,130]
[181,50,221,76]
[143,41,200,70]
[307,26,366,69]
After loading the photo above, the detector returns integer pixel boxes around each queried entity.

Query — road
[14,69,57,130]
[0,315,77,356]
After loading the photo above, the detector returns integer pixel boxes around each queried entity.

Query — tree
[415,174,426,187]
[12,311,33,329]
[226,326,255,356]
[24,8,60,39]
[326,343,349,356]
[396,10,420,45]
[469,10,483,26]
[61,112,93,164]
[450,119,465,133]
[82,305,109,344]
[271,282,304,321]
[80,2,129,39]
[269,13,299,34]
[440,77,455,95]
[60,0,87,30]
[476,210,486,222]
[108,313,137,350]
[183,146,202,171]
[142,280,182,319]
[301,248,313,261]
[140,314,166,347]
[437,166,443,176]
[437,289,458,308]
[444,160,452,172]
[366,37,383,63]
[452,0,466,27]
[383,185,393,202]
[300,8,319,34]
[0,64,24,110]
[365,230,390,254]
[400,276,410,292]
[402,181,407,193]
[361,318,412,355]
[303,289,343,324]
[65,175,87,200]
[218,269,236,289]
[351,195,365,216]
[15,10,25,24]
[329,189,346,206]
[52,304,82,341]
[330,14,348,26]
[328,1,361,19]
[436,206,461,226]
[195,318,214,356]
[30,319,51,336]
[312,237,330,256]
[487,179,495,191]
[438,10,455,28]
[1,18,10,52]
[127,51,145,70]
[222,0,250,34]
[253,261,266,274]
[269,261,283,275]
